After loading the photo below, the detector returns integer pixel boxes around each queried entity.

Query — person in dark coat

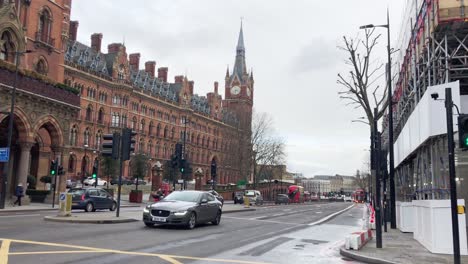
[14,183,24,206]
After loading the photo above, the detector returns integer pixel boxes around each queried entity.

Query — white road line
[316,212,322,214]
[308,204,355,226]
[0,214,40,218]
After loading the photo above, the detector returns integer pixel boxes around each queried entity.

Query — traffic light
[92,165,97,179]
[170,154,179,169]
[458,114,468,150]
[102,132,120,159]
[58,165,64,175]
[175,143,183,160]
[50,160,57,175]
[122,128,136,161]
[179,159,186,173]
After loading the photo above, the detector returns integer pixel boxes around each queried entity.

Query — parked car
[275,194,290,205]
[244,190,263,206]
[233,191,244,204]
[344,196,353,202]
[83,177,107,186]
[110,178,133,185]
[70,188,117,212]
[207,190,224,206]
[143,190,222,229]
[134,179,147,185]
[66,179,77,189]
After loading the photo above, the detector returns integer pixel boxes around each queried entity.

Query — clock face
[246,88,251,97]
[230,86,241,95]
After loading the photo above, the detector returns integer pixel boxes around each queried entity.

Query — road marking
[0,239,11,264]
[224,216,304,226]
[308,204,355,226]
[0,214,40,218]
[0,238,269,264]
[316,212,322,214]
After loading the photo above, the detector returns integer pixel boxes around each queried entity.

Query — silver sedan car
[143,190,222,229]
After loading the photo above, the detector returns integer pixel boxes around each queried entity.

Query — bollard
[244,197,250,208]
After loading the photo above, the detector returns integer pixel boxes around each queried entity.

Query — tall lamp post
[360,9,396,229]
[0,49,33,209]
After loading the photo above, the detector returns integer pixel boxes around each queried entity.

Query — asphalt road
[0,202,365,264]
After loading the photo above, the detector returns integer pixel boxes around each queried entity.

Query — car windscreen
[69,189,85,195]
[163,192,200,202]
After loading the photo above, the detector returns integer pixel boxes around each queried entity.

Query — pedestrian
[14,183,24,206]
[232,191,235,201]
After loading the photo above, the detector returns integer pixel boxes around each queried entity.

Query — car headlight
[143,205,150,213]
[173,210,188,216]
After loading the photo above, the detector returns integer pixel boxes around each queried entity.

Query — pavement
[340,226,468,264]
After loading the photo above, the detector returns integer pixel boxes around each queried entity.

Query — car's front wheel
[109,202,117,211]
[187,212,197,229]
[144,222,154,227]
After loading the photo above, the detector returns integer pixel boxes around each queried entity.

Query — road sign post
[58,192,72,217]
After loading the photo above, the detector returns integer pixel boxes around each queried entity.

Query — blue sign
[0,148,9,163]
[59,193,66,201]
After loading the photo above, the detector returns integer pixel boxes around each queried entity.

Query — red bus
[352,189,366,203]
[288,185,304,203]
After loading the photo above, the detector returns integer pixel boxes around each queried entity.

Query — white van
[244,190,263,205]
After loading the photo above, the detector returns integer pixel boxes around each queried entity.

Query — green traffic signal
[92,173,97,179]
[51,170,56,175]
[464,137,468,147]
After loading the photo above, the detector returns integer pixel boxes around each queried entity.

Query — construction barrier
[368,204,376,230]
[345,229,373,250]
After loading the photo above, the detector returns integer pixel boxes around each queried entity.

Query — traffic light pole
[51,158,58,209]
[374,108,382,248]
[445,88,461,264]
[116,133,124,218]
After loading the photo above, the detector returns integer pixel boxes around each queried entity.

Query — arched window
[70,125,78,146]
[191,133,195,143]
[68,155,76,173]
[207,138,210,148]
[163,144,167,158]
[156,141,160,157]
[163,126,168,138]
[197,135,200,145]
[132,117,137,130]
[0,31,16,63]
[148,121,154,136]
[140,119,145,132]
[148,141,153,155]
[121,114,127,127]
[95,130,102,149]
[98,108,104,124]
[85,105,93,121]
[139,139,144,153]
[83,127,90,146]
[202,136,205,147]
[171,127,175,139]
[38,8,53,45]
[156,123,161,137]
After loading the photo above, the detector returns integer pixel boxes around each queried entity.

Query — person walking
[14,183,24,206]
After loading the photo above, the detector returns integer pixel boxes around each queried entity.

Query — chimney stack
[108,43,124,53]
[145,61,156,78]
[129,53,141,72]
[174,75,184,83]
[158,67,168,82]
[214,81,219,94]
[188,81,194,94]
[69,21,79,41]
[91,33,103,53]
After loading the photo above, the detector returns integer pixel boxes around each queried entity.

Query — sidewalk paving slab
[340,228,468,264]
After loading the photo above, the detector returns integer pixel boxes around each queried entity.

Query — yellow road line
[159,255,183,264]
[9,250,116,255]
[0,239,11,264]
[0,238,269,264]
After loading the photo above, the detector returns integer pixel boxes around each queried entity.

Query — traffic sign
[0,148,9,163]
[59,193,66,201]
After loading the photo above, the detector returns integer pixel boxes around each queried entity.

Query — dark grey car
[143,191,222,229]
[275,194,290,205]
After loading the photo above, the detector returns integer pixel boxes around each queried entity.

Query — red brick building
[0,0,254,201]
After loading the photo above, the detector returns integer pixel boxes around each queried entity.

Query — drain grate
[301,239,328,245]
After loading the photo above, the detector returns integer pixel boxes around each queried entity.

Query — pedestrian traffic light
[102,132,120,159]
[122,128,136,161]
[58,165,64,175]
[50,160,57,175]
[458,114,468,150]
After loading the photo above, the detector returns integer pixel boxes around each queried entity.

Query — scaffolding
[385,0,468,201]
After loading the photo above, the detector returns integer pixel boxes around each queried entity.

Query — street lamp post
[0,50,32,209]
[360,9,397,229]
[82,144,89,183]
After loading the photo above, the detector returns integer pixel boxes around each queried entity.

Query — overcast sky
[71,0,406,177]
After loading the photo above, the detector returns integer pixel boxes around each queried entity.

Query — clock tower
[224,23,254,133]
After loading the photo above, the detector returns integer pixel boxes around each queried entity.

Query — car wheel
[109,202,117,211]
[187,212,197,230]
[144,222,154,227]
[212,211,222,225]
[85,202,94,212]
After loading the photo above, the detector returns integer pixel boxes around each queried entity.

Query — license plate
[152,217,167,222]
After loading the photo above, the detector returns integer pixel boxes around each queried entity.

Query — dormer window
[118,64,125,79]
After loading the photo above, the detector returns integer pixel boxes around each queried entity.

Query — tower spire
[232,20,247,83]
[237,18,245,52]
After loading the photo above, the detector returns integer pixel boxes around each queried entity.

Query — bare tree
[251,111,286,189]
[337,28,388,129]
